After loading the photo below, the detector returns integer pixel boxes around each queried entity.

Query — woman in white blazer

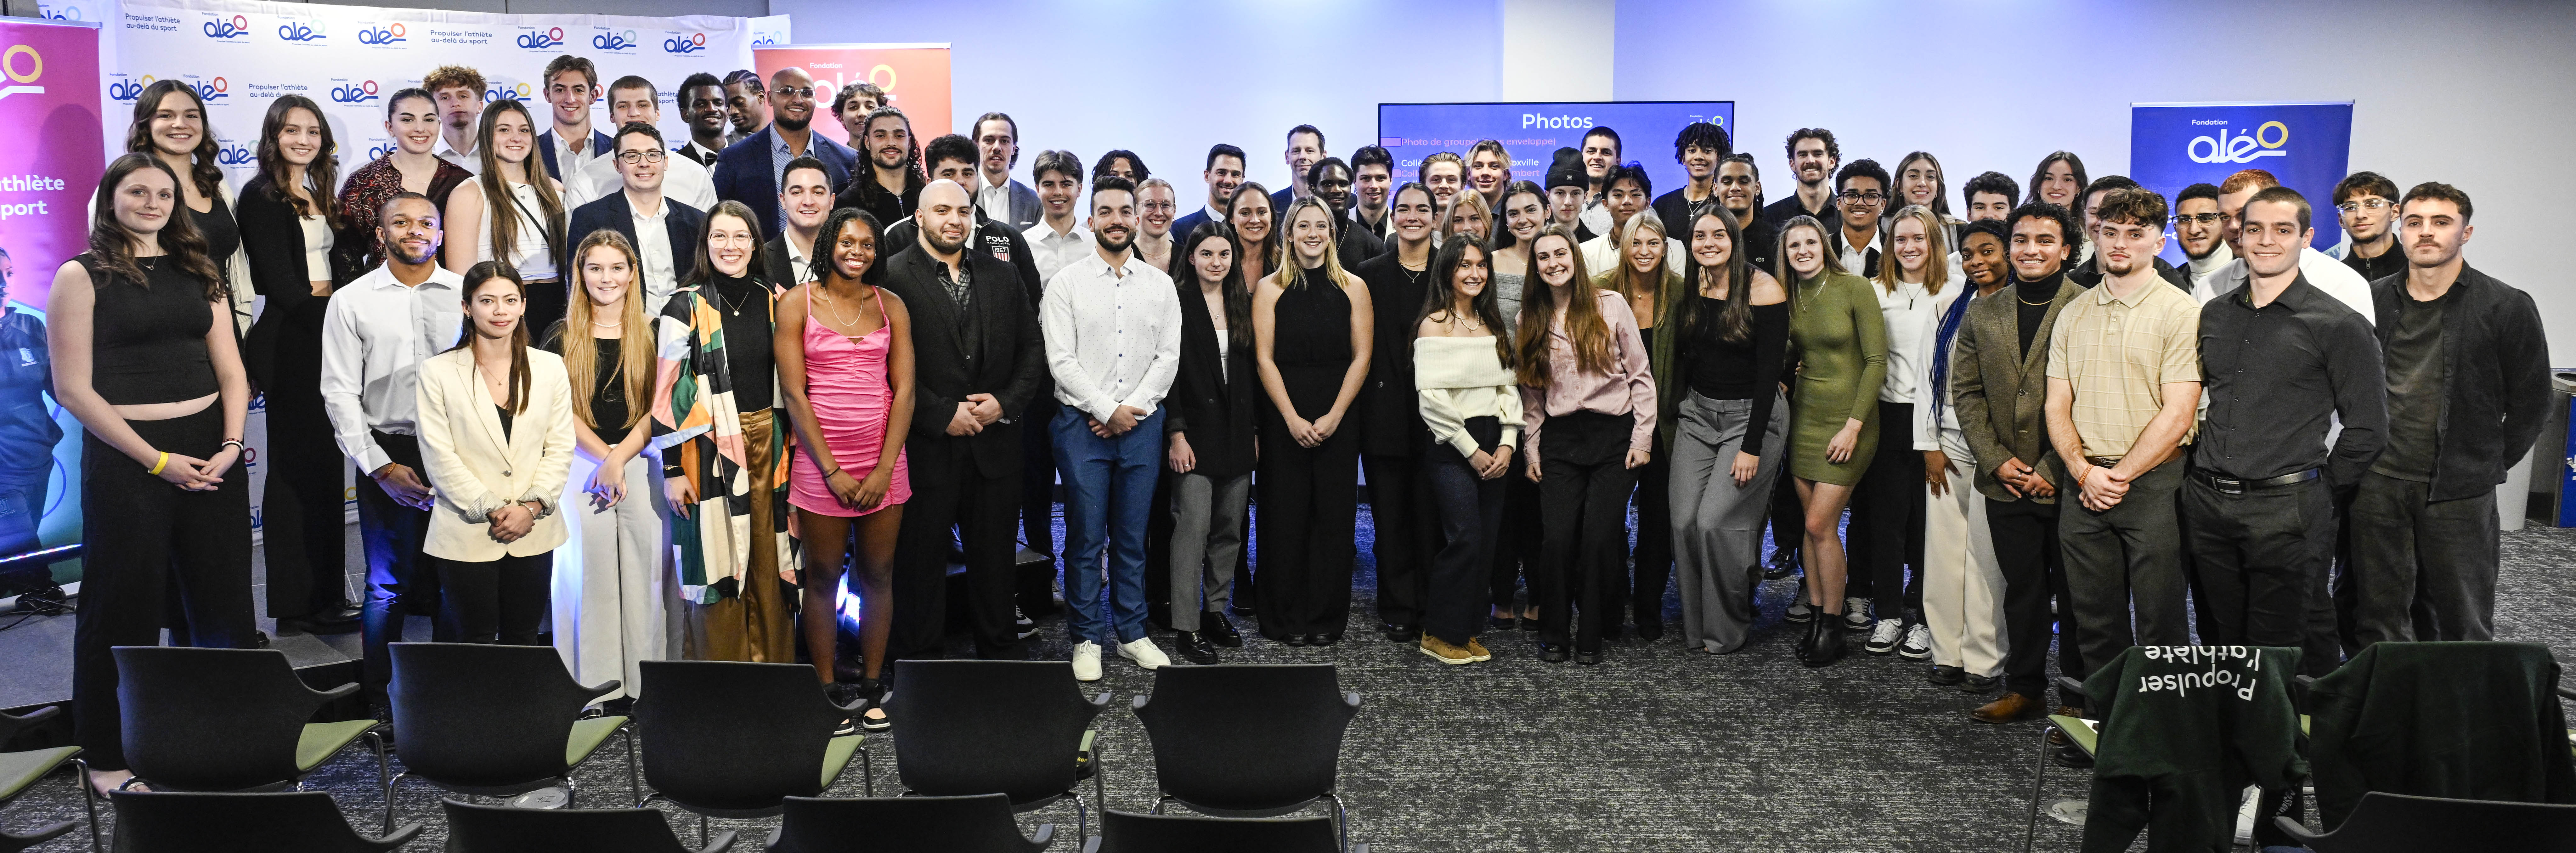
[416,261,578,645]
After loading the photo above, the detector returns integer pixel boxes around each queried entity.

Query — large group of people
[40,54,2554,794]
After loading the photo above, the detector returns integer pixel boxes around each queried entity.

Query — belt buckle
[2213,476,2245,496]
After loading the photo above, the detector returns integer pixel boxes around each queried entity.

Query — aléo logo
[42,5,81,21]
[593,29,639,51]
[517,27,565,50]
[189,76,229,102]
[2188,121,2290,165]
[331,80,381,105]
[277,18,328,43]
[357,23,408,46]
[484,82,533,103]
[0,45,44,101]
[369,142,398,161]
[202,14,249,39]
[216,142,256,167]
[106,75,155,102]
[663,32,708,54]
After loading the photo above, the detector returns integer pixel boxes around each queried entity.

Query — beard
[1094,226,1133,255]
[924,225,969,256]
[774,111,810,133]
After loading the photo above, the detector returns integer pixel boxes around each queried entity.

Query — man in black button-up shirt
[2184,188,2385,675]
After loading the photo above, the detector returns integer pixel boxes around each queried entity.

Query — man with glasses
[1763,128,1840,229]
[565,76,717,213]
[535,55,612,182]
[1830,159,1889,275]
[2333,171,2406,282]
[569,122,708,310]
[712,66,859,234]
[2172,183,2234,296]
[675,72,731,169]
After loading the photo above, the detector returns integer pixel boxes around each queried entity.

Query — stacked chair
[0,706,81,852]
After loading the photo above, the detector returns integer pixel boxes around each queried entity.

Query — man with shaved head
[881,178,1052,661]
[710,65,859,234]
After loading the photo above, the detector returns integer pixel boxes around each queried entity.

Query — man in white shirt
[568,124,705,311]
[534,54,611,183]
[1829,160,1890,276]
[972,112,1041,230]
[1038,175,1182,681]
[1579,165,1681,277]
[1024,150,1092,285]
[425,64,485,174]
[564,76,716,214]
[2197,169,2371,317]
[320,193,468,708]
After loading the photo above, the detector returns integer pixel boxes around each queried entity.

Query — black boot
[1804,614,1847,667]
[1795,613,1824,662]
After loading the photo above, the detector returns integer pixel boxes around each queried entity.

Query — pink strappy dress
[788,286,910,517]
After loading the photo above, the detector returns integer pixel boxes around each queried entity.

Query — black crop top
[81,253,218,405]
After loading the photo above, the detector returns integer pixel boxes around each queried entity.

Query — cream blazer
[415,346,577,562]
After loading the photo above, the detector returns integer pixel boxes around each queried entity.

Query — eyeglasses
[773,87,816,99]
[618,150,666,164]
[2336,198,2392,213]
[2172,212,2223,226]
[1141,201,1177,213]
[1838,190,1885,204]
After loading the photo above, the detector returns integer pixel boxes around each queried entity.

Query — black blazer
[1165,279,1257,479]
[235,175,344,389]
[762,235,805,289]
[877,245,1049,477]
[1352,250,1432,457]
[566,192,705,288]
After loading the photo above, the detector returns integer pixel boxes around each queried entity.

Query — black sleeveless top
[1270,269,1353,418]
[192,192,241,277]
[80,252,218,405]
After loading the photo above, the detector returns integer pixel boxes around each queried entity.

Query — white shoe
[1071,641,1103,681]
[1842,597,1875,630]
[1898,622,1934,660]
[1117,638,1171,670]
[1866,619,1905,654]
[1014,607,1038,640]
[1785,579,1815,623]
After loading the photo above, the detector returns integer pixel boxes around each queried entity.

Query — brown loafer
[1970,692,2046,724]
[2046,706,2085,744]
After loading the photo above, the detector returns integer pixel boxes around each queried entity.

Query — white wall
[1616,0,2576,363]
[1502,0,1610,100]
[772,0,1505,213]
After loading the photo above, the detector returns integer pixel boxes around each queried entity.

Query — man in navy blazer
[1168,143,1248,248]
[534,54,614,183]
[711,67,857,237]
[568,123,707,312]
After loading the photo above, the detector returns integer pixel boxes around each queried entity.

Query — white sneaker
[1842,597,1875,630]
[1071,641,1103,681]
[1014,607,1038,640]
[1898,622,1933,660]
[1117,638,1171,670]
[1785,579,1815,623]
[1866,619,1904,654]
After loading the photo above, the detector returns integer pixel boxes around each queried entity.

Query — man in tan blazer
[1950,202,2085,732]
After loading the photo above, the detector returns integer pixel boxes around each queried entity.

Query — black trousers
[2182,475,2333,664]
[1422,419,1505,647]
[2059,460,2191,677]
[890,439,1027,659]
[262,392,350,620]
[2348,471,2499,645]
[1020,407,1057,568]
[437,552,551,645]
[1603,450,1673,627]
[71,406,257,771]
[1988,496,2081,708]
[359,431,444,704]
[521,279,568,357]
[1535,412,1637,652]
[1363,450,1439,629]
[1847,400,1925,616]
[1489,449,1542,610]
[1254,408,1359,640]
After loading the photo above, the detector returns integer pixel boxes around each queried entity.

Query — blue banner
[1377,101,1736,204]
[2129,101,2352,264]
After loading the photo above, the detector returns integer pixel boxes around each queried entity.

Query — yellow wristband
[148,452,169,475]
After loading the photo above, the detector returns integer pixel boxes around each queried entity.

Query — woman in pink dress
[777,208,914,732]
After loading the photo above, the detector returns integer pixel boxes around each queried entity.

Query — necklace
[590,318,621,329]
[2015,286,2052,306]
[814,285,867,337]
[716,282,751,316]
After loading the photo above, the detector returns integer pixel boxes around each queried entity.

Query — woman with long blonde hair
[1251,197,1374,644]
[1848,205,1955,658]
[1514,224,1653,665]
[539,229,667,701]
[1595,210,1682,640]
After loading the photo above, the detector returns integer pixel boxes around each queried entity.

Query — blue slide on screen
[1377,101,1737,200]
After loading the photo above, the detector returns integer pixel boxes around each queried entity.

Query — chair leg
[2022,726,2053,853]
[387,771,411,838]
[620,726,640,806]
[1071,793,1087,847]
[563,775,580,809]
[699,813,710,848]
[1150,795,1169,816]
[1327,792,1348,853]
[369,731,393,834]
[72,759,100,853]
[1091,751,1106,814]
[859,749,872,797]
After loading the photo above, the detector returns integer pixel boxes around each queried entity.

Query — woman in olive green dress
[1778,215,1888,667]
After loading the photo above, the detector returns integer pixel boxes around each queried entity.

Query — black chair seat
[387,643,635,825]
[1084,809,1365,853]
[2274,791,2576,852]
[767,793,1055,852]
[443,798,732,853]
[1130,665,1359,848]
[884,661,1110,839]
[110,790,422,852]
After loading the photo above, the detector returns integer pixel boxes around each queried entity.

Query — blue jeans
[1052,404,1164,645]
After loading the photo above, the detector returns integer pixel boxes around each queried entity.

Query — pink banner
[0,17,104,312]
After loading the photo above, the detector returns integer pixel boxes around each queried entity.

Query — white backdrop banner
[33,0,786,542]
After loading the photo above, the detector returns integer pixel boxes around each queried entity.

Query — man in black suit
[880,179,1051,660]
[1167,144,1246,248]
[566,122,705,312]
[883,135,1041,305]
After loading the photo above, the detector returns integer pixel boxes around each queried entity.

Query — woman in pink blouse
[1511,224,1655,666]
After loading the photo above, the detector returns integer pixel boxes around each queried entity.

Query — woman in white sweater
[1413,239,1522,666]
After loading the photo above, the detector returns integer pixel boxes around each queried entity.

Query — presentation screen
[1376,101,1737,202]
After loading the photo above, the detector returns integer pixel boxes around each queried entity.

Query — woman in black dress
[54,153,257,792]
[238,94,359,636]
[1250,198,1374,645]
[124,80,247,334]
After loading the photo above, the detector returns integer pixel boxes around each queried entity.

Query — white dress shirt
[780,236,817,285]
[321,263,469,474]
[977,179,1014,224]
[563,152,717,216]
[552,125,602,176]
[436,140,479,175]
[1041,251,1183,422]
[1025,219,1093,287]
[628,193,680,309]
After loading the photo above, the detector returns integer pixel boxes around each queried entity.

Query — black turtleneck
[2014,270,2064,359]
[710,272,776,410]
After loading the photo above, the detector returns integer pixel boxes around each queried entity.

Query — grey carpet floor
[7,514,2572,852]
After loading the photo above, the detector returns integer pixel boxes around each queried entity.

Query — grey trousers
[2348,471,2499,645]
[2058,459,2190,678]
[1168,471,1251,632]
[1668,392,1787,653]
